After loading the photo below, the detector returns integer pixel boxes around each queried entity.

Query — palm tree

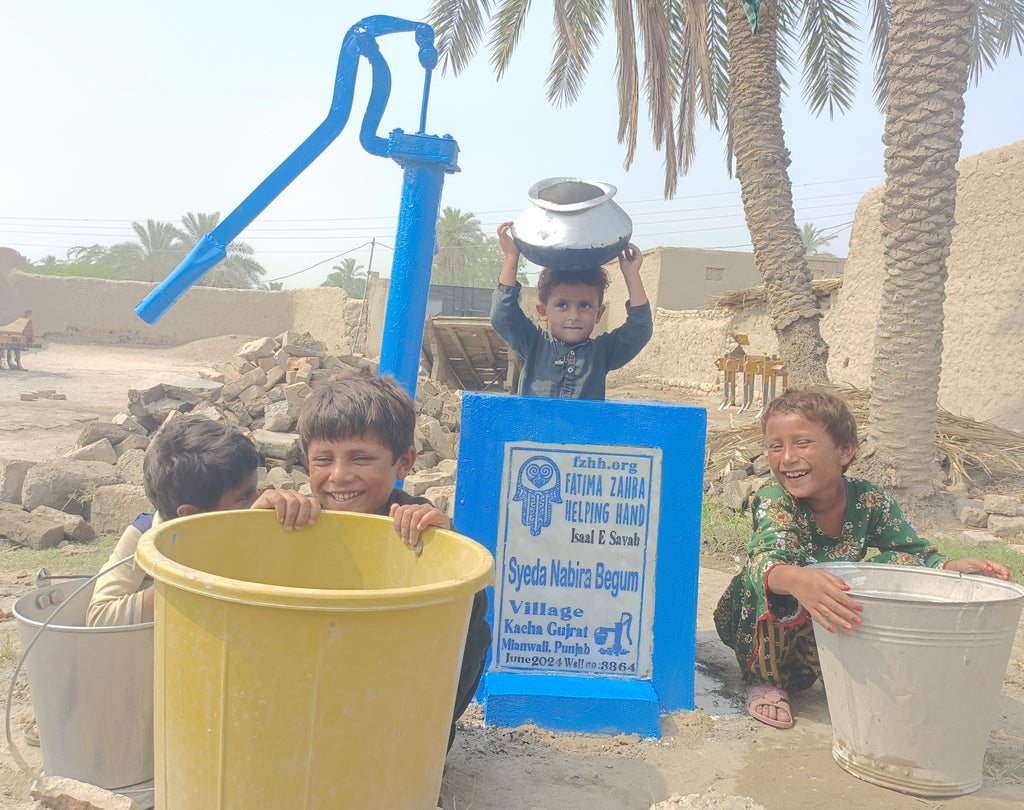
[800,223,837,256]
[108,219,183,282]
[322,257,367,298]
[865,0,1023,498]
[264,281,285,291]
[177,212,266,289]
[432,207,485,286]
[428,0,843,383]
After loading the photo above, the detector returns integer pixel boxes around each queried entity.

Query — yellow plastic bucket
[136,510,493,810]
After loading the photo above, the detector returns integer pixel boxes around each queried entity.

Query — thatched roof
[705,277,843,310]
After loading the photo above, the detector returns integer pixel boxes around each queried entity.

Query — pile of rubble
[0,332,463,549]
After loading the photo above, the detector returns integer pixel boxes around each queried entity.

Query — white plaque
[493,442,661,679]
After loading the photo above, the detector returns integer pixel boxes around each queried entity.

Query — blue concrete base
[484,672,661,738]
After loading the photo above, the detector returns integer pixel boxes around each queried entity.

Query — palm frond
[799,0,860,117]
[545,0,606,107]
[967,0,1024,85]
[867,0,891,110]
[635,0,677,152]
[703,0,730,120]
[429,0,493,75]
[488,0,532,81]
[612,0,640,167]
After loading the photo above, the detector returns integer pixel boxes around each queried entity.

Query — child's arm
[497,221,520,287]
[943,556,1011,579]
[618,243,648,307]
[252,489,321,531]
[766,564,863,634]
[389,501,451,545]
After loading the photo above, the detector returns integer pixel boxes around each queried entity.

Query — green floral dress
[713,476,947,674]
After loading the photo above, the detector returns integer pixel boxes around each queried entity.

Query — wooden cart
[0,310,44,370]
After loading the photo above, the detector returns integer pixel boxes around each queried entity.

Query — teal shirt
[490,282,653,400]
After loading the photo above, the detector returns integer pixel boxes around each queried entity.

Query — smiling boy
[491,221,653,399]
[297,371,491,750]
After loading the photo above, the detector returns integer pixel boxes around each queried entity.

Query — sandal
[23,723,40,747]
[746,683,793,729]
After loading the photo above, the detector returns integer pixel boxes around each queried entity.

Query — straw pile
[704,278,843,310]
[705,385,1024,491]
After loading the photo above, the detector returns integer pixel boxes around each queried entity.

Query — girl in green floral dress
[713,389,1011,729]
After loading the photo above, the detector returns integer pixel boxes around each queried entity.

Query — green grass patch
[984,748,1024,783]
[0,536,119,577]
[700,497,750,560]
[930,533,1024,583]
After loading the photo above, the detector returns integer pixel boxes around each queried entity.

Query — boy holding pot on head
[491,221,652,399]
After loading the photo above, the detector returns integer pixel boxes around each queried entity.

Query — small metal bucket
[811,562,1024,797]
[11,578,154,790]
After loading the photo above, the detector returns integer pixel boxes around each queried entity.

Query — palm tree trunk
[867,0,971,498]
[725,0,829,385]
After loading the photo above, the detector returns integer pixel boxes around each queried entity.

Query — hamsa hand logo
[513,456,561,536]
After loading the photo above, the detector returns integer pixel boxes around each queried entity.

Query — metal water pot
[511,177,633,269]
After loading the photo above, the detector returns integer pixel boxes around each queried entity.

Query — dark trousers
[448,588,491,751]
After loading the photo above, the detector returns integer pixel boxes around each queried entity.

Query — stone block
[116,448,147,487]
[90,484,151,537]
[252,430,302,466]
[987,514,1024,538]
[220,367,268,402]
[959,505,988,528]
[22,459,121,517]
[30,505,97,543]
[961,529,1005,548]
[983,493,1020,517]
[32,775,143,810]
[65,438,118,465]
[0,502,64,549]
[0,457,34,504]
[265,466,295,490]
[263,400,295,432]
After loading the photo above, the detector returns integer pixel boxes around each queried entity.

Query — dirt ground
[0,340,1022,809]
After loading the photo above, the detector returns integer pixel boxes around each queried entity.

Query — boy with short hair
[87,413,319,627]
[297,370,491,750]
[491,220,653,399]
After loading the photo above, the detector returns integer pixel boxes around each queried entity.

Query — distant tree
[432,207,483,286]
[800,223,837,256]
[107,219,183,282]
[176,212,266,289]
[431,207,514,287]
[321,257,367,298]
[264,281,285,291]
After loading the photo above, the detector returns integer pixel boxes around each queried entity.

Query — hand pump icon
[134,15,459,398]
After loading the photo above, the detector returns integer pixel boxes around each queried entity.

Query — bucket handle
[4,555,135,792]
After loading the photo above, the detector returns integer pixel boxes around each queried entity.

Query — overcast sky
[4,1,1022,288]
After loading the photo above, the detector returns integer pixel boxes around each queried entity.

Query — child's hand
[497,221,519,260]
[618,243,643,277]
[767,564,863,633]
[617,243,648,307]
[944,557,1011,580]
[252,489,321,531]
[389,502,451,546]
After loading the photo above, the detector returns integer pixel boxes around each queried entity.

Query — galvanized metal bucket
[11,578,154,790]
[811,562,1024,797]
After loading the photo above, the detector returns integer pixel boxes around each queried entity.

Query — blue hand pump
[134,16,459,398]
